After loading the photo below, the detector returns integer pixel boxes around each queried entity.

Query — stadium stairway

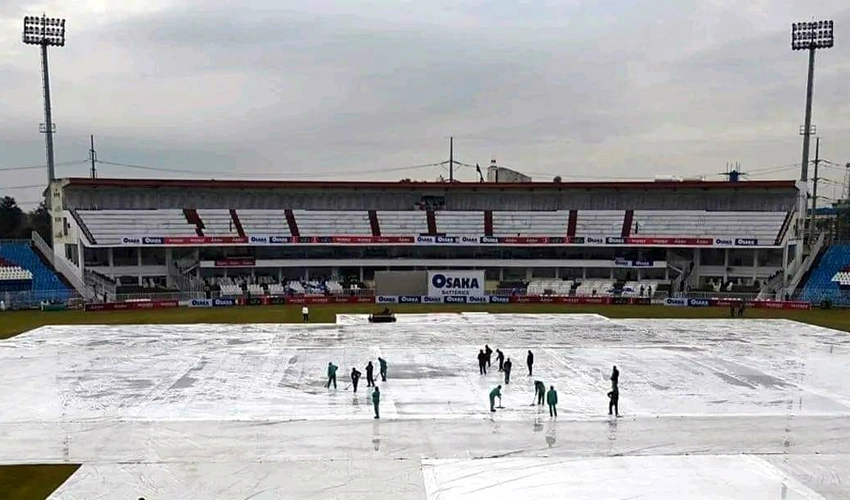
[801,243,850,306]
[0,241,72,302]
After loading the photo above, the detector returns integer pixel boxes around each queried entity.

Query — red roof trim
[61,177,798,191]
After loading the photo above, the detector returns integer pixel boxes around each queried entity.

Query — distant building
[487,159,531,183]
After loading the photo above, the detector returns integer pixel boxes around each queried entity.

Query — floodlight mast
[22,14,66,183]
[792,20,833,183]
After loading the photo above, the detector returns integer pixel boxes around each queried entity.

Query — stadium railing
[112,291,205,302]
[680,291,760,300]
[0,289,84,310]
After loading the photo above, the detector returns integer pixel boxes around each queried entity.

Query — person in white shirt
[302,305,309,322]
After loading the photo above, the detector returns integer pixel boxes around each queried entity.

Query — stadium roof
[61,178,797,192]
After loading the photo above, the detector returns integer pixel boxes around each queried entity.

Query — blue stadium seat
[0,241,72,302]
[802,243,850,306]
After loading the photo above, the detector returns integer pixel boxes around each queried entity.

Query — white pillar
[723,248,729,282]
[752,249,759,282]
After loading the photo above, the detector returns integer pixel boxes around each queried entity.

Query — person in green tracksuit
[378,357,388,382]
[326,362,338,389]
[547,385,558,417]
[489,385,502,412]
[372,386,381,419]
[534,380,546,405]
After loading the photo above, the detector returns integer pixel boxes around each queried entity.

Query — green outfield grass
[1,303,847,499]
[0,465,80,500]
[2,303,849,340]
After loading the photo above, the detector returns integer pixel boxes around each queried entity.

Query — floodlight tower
[22,14,66,183]
[792,20,833,183]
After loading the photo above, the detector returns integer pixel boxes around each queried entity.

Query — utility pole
[845,162,850,200]
[89,134,97,179]
[809,137,820,243]
[449,136,454,183]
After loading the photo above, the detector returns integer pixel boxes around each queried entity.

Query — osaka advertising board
[427,271,485,298]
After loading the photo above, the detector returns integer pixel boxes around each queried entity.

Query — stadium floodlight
[22,14,66,183]
[792,20,834,183]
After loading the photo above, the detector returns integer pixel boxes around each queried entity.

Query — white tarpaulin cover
[0,313,847,498]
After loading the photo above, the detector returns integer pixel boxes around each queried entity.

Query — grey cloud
[2,0,850,204]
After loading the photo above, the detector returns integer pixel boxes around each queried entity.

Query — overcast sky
[2,0,850,207]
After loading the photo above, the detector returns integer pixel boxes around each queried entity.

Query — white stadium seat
[575,280,615,297]
[493,211,568,237]
[435,211,484,234]
[378,211,429,236]
[78,209,196,245]
[527,279,573,296]
[575,211,624,237]
[293,210,371,236]
[197,209,240,236]
[632,211,786,241]
[237,209,290,235]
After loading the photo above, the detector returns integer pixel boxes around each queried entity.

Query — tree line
[0,196,52,245]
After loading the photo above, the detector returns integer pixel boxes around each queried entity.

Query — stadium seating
[435,211,484,235]
[575,280,615,297]
[75,208,791,241]
[493,211,568,237]
[237,209,289,235]
[632,211,786,240]
[219,284,243,296]
[78,210,196,244]
[0,241,71,300]
[267,283,285,295]
[377,211,429,236]
[620,281,658,297]
[286,281,306,294]
[527,279,573,296]
[575,211,624,236]
[294,210,371,236]
[835,267,850,287]
[197,209,240,236]
[326,280,344,294]
[246,283,264,296]
[802,244,850,305]
[0,262,34,293]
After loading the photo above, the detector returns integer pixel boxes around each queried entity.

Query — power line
[1,184,45,190]
[0,159,87,172]
[96,159,449,179]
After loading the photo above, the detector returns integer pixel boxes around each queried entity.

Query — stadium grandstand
[19,176,827,307]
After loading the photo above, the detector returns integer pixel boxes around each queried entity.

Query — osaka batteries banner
[427,271,486,298]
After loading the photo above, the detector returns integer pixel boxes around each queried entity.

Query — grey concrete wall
[375,271,427,296]
[61,185,799,212]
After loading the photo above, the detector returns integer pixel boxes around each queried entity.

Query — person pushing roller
[489,385,502,412]
[534,380,546,405]
[350,367,361,393]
